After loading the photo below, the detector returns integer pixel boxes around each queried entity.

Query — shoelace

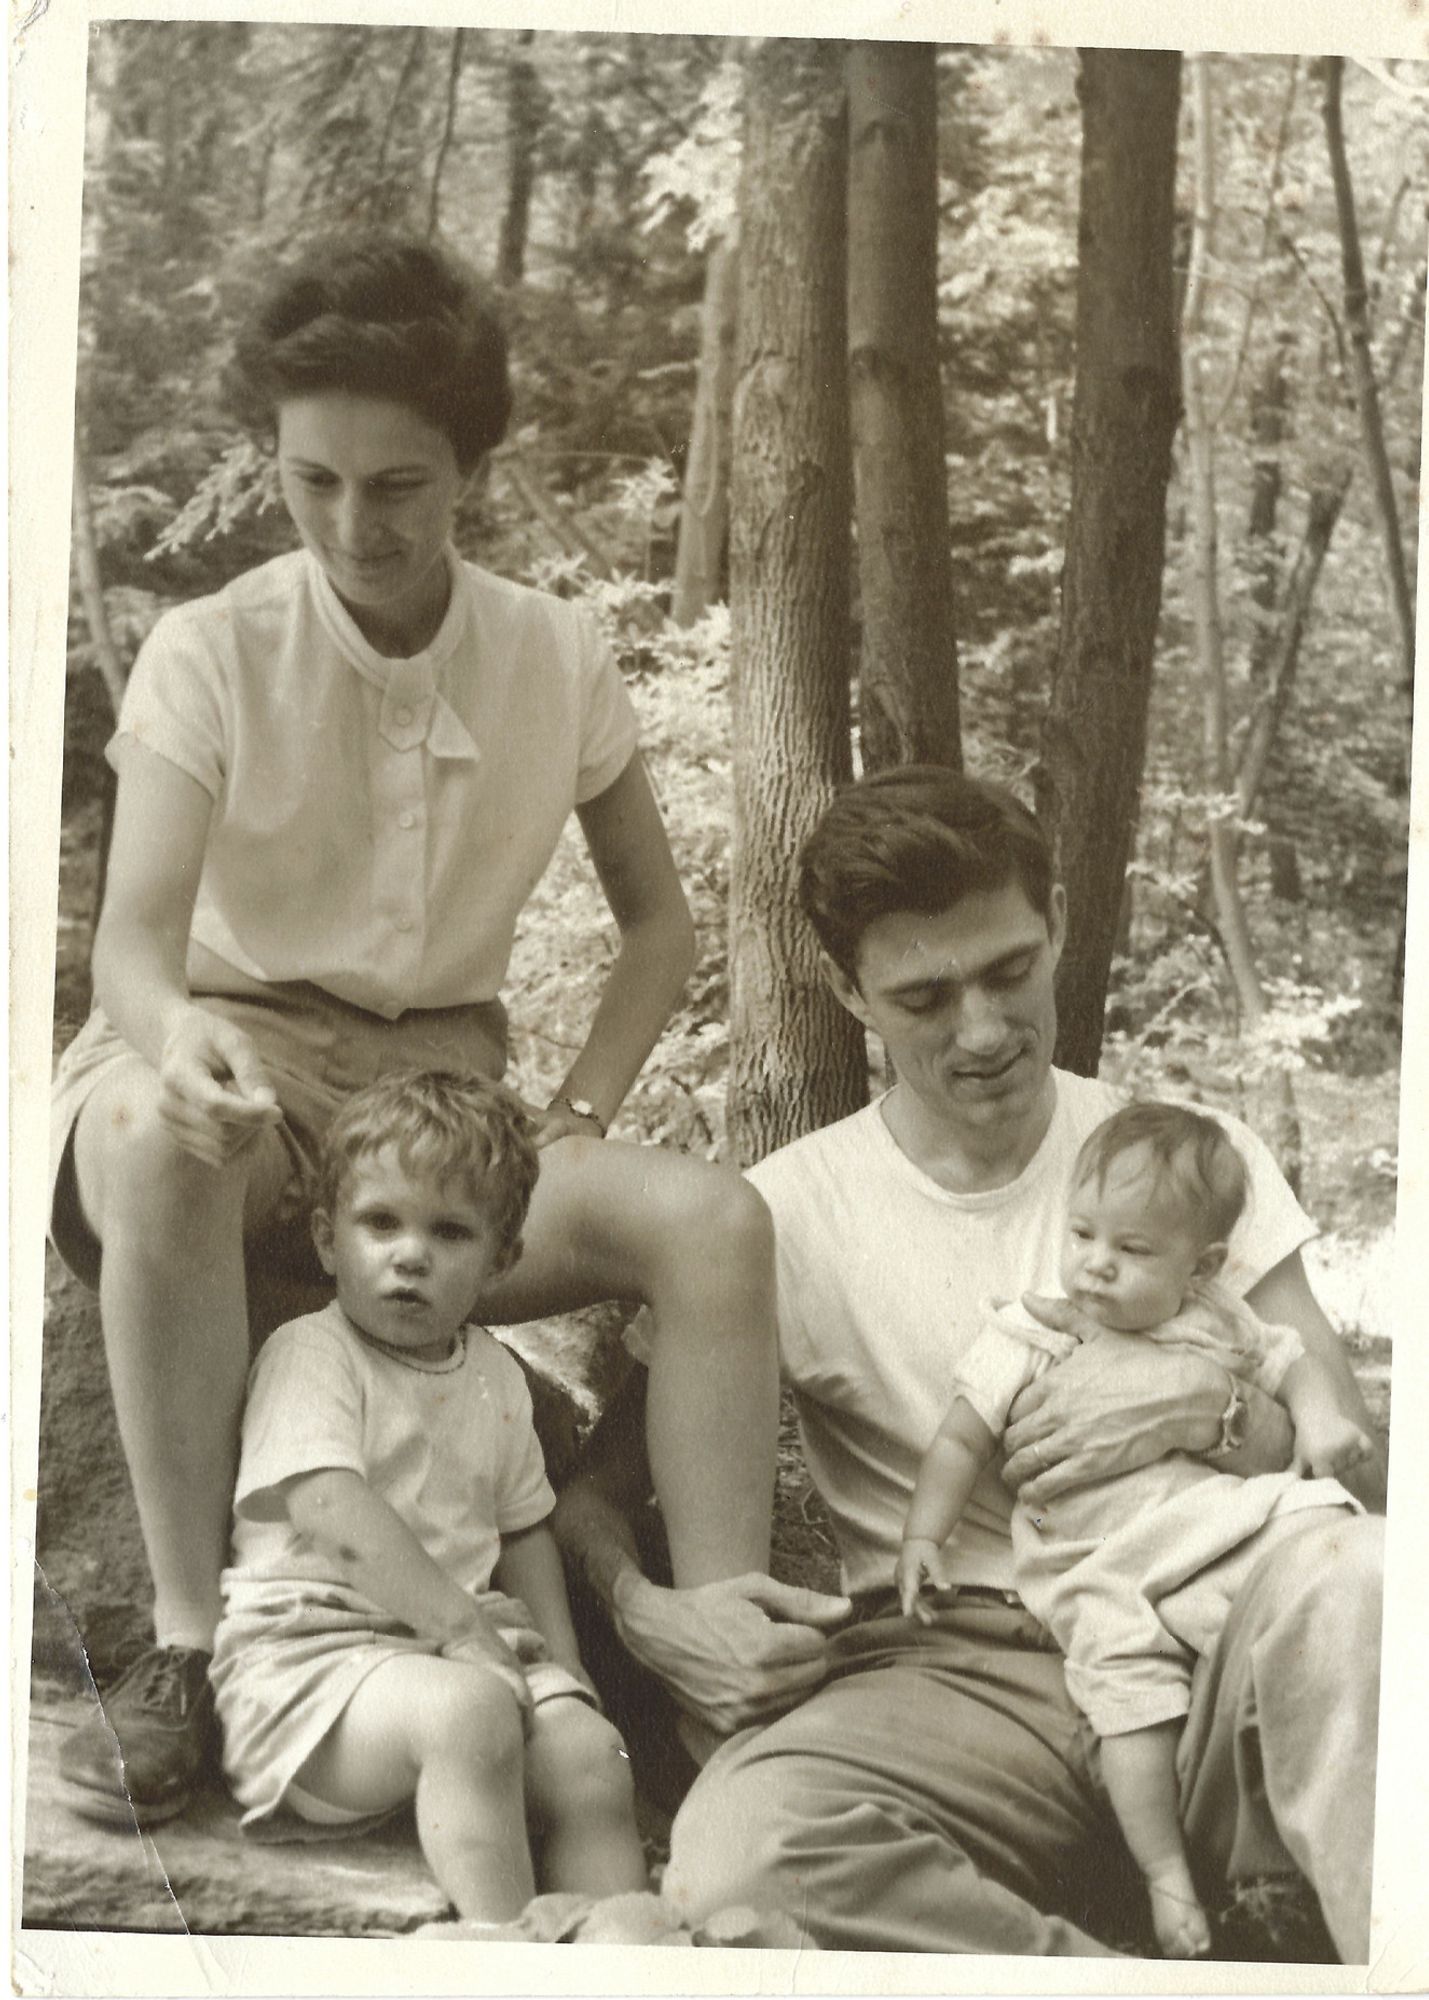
[120,1649,206,1716]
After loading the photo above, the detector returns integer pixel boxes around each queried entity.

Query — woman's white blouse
[109,547,639,1017]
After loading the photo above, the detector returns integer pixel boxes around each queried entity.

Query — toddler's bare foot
[1148,1868,1211,1958]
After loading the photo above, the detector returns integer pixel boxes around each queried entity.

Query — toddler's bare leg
[295,1656,534,1920]
[524,1697,647,1897]
[1100,1723,1210,1958]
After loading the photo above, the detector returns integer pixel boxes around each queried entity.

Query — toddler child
[896,1101,1374,1959]
[210,1069,647,1921]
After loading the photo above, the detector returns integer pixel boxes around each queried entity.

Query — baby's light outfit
[210,1300,588,1826]
[951,1281,1360,1736]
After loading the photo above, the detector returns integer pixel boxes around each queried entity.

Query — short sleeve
[482,1338,557,1534]
[233,1321,367,1523]
[1212,1109,1317,1296]
[106,603,229,798]
[573,614,640,804]
[953,1321,1042,1438]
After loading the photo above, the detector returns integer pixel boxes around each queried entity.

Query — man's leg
[476,1139,779,1587]
[663,1602,1124,1956]
[1178,1512,1383,1961]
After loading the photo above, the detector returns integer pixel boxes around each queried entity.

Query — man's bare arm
[552,1366,851,1738]
[1245,1251,1386,1510]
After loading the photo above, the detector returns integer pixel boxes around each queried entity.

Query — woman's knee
[643,1162,774,1299]
[75,1066,223,1228]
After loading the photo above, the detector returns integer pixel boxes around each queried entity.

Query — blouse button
[395,915,414,934]
[398,810,417,830]
[393,705,414,727]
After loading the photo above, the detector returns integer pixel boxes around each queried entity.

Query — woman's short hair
[798,765,1055,983]
[316,1068,540,1277]
[1072,1101,1249,1246]
[226,232,511,471]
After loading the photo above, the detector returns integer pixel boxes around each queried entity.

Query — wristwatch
[1204,1373,1248,1461]
[548,1094,607,1137]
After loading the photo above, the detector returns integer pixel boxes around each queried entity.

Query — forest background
[59,24,1420,1391]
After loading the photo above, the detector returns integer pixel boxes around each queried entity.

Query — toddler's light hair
[316,1069,540,1275]
[1072,1101,1248,1247]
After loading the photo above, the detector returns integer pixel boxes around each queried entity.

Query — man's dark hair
[797,765,1055,982]
[225,231,511,473]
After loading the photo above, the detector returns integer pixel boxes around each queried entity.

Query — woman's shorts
[49,982,509,1289]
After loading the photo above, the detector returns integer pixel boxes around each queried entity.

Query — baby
[896,1101,1373,1958]
[210,1069,646,1921]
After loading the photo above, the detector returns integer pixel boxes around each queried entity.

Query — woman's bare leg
[295,1657,534,1920]
[71,1059,291,1651]
[476,1138,778,1587]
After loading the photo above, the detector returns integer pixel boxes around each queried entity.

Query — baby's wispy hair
[316,1069,540,1274]
[1072,1101,1248,1246]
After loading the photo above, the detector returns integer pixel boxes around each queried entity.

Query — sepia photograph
[9,0,1427,1988]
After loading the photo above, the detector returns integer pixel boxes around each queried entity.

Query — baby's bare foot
[1148,1869,1212,1958]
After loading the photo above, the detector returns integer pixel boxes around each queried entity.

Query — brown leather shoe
[58,1645,218,1827]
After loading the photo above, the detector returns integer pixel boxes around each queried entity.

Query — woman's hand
[531,1100,606,1150]
[156,1008,281,1168]
[1291,1409,1376,1481]
[613,1571,852,1738]
[1001,1296,1226,1503]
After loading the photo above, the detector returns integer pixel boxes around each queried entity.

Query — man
[555,766,1384,1959]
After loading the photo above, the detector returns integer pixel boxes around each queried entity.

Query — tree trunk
[671,237,739,627]
[426,29,464,239]
[846,41,960,773]
[1322,56,1416,691]
[1181,56,1301,1190]
[727,39,866,1165]
[1037,49,1181,1076]
[496,30,543,287]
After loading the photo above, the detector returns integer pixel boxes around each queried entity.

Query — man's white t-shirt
[746,1070,1315,1597]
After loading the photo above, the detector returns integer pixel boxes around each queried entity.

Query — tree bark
[1181,56,1301,1189]
[496,30,544,287]
[671,237,739,627]
[727,39,866,1164]
[846,41,960,772]
[426,29,465,239]
[1037,49,1181,1076]
[1322,56,1416,689]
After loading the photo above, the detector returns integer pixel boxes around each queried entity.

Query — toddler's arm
[1278,1352,1376,1480]
[494,1522,590,1687]
[284,1467,531,1713]
[896,1398,998,1624]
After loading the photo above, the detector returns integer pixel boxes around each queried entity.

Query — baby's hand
[896,1538,950,1625]
[1292,1412,1376,1481]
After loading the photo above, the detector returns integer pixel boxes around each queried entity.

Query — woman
[51,233,777,1825]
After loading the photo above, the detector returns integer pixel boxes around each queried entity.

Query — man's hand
[157,1009,281,1168]
[1002,1296,1227,1504]
[613,1571,851,1738]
